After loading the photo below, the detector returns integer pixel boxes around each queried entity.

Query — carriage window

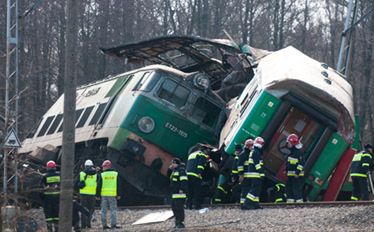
[192,98,221,128]
[89,103,108,125]
[46,114,63,135]
[57,108,84,132]
[158,79,190,108]
[26,118,43,138]
[37,116,55,137]
[76,106,94,128]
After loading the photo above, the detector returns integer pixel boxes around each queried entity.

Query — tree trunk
[58,0,78,230]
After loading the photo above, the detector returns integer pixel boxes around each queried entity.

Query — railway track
[120,200,374,210]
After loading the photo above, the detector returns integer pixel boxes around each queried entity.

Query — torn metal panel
[101,36,262,89]
[132,210,174,225]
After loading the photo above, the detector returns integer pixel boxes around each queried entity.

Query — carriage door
[263,106,324,181]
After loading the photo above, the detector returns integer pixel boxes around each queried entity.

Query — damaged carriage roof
[101,36,267,87]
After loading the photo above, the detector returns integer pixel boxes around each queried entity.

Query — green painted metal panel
[121,95,218,160]
[225,91,281,155]
[105,75,131,98]
[110,127,131,151]
[307,132,349,200]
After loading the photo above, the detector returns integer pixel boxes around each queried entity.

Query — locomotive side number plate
[165,122,188,138]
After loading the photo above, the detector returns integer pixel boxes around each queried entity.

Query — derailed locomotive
[220,46,355,201]
[19,36,254,204]
[19,36,356,203]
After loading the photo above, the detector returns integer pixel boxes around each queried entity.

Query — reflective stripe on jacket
[43,172,60,195]
[350,151,373,178]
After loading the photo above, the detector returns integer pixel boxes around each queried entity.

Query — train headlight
[138,116,155,133]
[193,73,210,90]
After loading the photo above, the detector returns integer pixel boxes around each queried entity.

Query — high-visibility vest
[100,171,118,197]
[79,171,97,195]
[44,174,60,195]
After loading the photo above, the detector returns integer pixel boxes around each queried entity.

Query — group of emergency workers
[211,134,305,209]
[40,135,374,230]
[40,159,122,231]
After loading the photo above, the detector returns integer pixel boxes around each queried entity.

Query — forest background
[0,0,373,144]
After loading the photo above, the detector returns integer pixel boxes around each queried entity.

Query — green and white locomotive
[20,64,227,203]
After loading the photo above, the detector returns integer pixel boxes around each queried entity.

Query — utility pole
[58,0,78,230]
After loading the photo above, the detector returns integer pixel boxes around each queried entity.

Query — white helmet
[84,159,94,167]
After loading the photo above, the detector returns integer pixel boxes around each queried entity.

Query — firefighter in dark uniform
[238,139,254,206]
[169,158,188,228]
[212,150,235,204]
[229,144,243,203]
[274,183,286,203]
[77,159,97,229]
[285,134,304,203]
[242,137,265,210]
[350,144,373,201]
[186,144,209,209]
[41,160,60,232]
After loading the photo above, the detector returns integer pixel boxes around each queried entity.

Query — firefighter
[285,134,304,203]
[238,139,254,206]
[350,144,373,201]
[274,183,286,203]
[41,160,60,232]
[242,137,265,210]
[186,144,209,209]
[77,159,97,229]
[169,158,188,228]
[229,144,243,203]
[212,150,235,204]
[231,144,243,184]
[97,160,121,229]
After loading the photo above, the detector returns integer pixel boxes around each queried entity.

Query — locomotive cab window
[192,98,221,128]
[133,71,159,92]
[157,79,190,108]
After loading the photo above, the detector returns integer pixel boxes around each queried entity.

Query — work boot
[46,222,53,232]
[176,222,185,228]
[53,222,59,232]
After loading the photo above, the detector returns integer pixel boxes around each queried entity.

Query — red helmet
[102,160,112,169]
[287,134,299,146]
[46,160,56,169]
[254,137,265,148]
[244,139,254,149]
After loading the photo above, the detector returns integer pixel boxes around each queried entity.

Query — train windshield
[192,97,221,128]
[157,79,190,108]
[133,71,159,92]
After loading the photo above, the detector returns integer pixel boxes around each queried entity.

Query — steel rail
[119,200,374,210]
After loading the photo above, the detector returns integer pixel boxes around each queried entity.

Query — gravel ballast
[26,205,374,231]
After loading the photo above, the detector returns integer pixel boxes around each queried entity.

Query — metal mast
[4,0,20,201]
[336,0,357,75]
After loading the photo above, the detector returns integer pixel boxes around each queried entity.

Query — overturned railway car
[19,64,227,204]
[221,46,355,201]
